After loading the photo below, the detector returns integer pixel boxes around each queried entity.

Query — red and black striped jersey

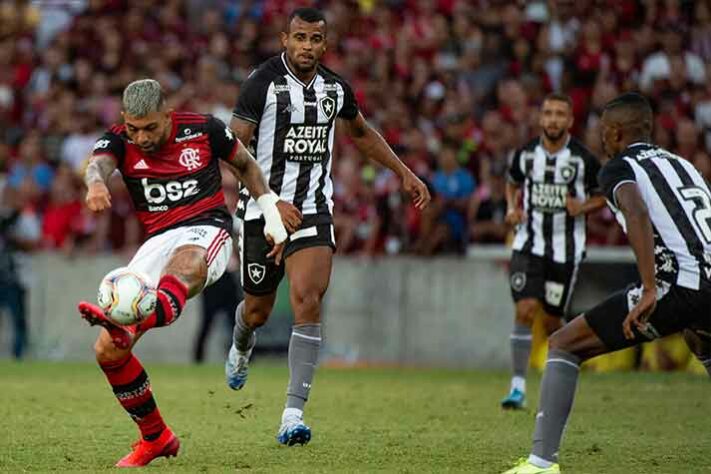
[91,112,238,236]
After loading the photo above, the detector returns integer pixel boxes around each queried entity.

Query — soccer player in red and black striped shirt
[77,79,301,467]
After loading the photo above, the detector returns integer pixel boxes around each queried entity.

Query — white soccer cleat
[276,413,311,446]
[225,339,254,391]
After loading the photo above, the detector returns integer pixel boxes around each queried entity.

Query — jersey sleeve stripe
[223,140,240,163]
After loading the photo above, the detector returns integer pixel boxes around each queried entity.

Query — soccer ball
[97,268,157,326]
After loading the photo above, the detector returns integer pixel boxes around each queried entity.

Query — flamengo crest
[179,147,202,171]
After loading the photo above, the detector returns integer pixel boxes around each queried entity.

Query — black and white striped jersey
[508,137,601,264]
[232,53,358,223]
[599,142,711,290]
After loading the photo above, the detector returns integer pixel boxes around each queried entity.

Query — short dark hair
[543,92,573,109]
[287,7,327,31]
[603,92,653,136]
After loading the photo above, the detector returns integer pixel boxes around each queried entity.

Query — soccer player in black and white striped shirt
[502,94,606,410]
[225,7,430,446]
[504,93,711,473]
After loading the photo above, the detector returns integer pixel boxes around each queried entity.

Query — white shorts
[127,225,232,289]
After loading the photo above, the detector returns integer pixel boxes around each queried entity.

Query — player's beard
[543,127,566,143]
[292,52,318,73]
[141,126,170,153]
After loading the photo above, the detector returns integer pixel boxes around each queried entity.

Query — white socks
[282,407,303,422]
[511,375,526,393]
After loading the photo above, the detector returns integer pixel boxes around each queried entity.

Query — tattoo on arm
[84,155,117,186]
[225,139,269,198]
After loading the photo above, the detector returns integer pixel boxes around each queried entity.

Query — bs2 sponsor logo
[142,178,199,211]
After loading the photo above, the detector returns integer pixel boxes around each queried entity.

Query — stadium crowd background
[2,0,711,257]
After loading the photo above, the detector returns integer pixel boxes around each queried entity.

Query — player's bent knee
[164,245,208,296]
[547,326,573,352]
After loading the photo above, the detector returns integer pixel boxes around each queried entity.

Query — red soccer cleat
[78,301,136,350]
[115,428,180,468]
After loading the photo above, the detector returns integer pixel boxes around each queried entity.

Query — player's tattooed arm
[343,112,431,210]
[84,155,117,212]
[225,138,269,198]
[85,154,116,185]
[615,182,657,339]
[224,134,302,234]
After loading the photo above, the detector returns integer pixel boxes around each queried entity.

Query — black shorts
[239,217,336,296]
[585,282,711,352]
[509,251,579,317]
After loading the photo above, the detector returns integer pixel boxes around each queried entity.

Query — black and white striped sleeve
[233,70,270,125]
[598,157,636,207]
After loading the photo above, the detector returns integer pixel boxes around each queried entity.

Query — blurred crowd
[2,0,711,258]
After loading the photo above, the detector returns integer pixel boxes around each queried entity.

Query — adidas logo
[134,159,149,170]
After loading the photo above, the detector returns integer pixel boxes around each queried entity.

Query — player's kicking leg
[79,231,230,467]
[79,246,202,467]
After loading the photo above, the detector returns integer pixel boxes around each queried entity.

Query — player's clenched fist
[86,182,112,212]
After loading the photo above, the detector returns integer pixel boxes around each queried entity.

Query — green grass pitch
[0,361,709,473]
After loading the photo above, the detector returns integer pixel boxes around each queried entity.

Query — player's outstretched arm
[615,182,657,339]
[342,112,431,210]
[84,155,116,212]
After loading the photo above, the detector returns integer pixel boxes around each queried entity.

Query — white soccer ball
[97,268,157,326]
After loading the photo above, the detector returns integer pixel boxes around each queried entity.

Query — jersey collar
[615,141,652,160]
[539,134,571,158]
[281,52,318,89]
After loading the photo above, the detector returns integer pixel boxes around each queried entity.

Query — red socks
[99,354,166,440]
[139,275,188,331]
